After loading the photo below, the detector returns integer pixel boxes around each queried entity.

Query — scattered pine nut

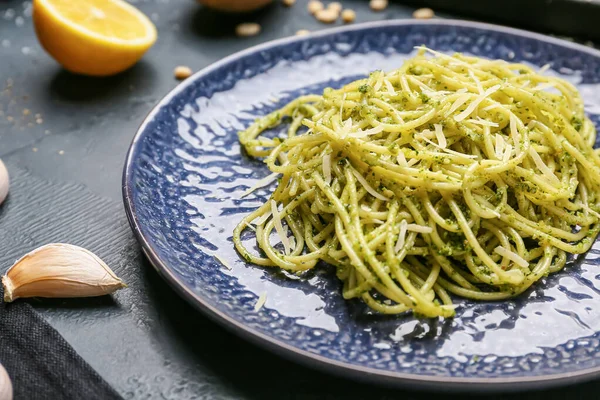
[341,8,355,23]
[282,0,296,6]
[328,2,342,12]
[296,29,311,36]
[236,22,261,37]
[369,0,388,11]
[315,8,338,23]
[413,7,434,19]
[174,66,193,80]
[308,0,324,14]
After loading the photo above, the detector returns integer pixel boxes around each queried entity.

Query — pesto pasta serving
[233,47,600,318]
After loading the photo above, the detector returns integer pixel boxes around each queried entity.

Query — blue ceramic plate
[123,20,600,391]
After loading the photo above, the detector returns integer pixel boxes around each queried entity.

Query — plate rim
[122,18,600,392]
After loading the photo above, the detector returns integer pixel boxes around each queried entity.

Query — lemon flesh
[33,0,157,76]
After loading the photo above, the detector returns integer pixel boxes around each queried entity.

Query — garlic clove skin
[0,363,12,400]
[0,159,9,206]
[2,243,126,303]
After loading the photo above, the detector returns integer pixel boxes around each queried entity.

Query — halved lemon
[33,0,157,76]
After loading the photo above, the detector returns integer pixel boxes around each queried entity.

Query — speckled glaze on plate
[123,20,600,391]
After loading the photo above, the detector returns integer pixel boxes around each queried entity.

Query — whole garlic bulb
[0,363,12,400]
[0,159,8,206]
[198,0,272,12]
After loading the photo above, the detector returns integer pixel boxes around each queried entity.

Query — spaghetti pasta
[233,47,600,318]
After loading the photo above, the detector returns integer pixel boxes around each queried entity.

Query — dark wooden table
[0,0,598,398]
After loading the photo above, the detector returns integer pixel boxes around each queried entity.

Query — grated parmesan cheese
[406,223,433,234]
[466,118,499,127]
[420,128,434,139]
[418,46,471,68]
[255,211,272,226]
[215,254,233,270]
[339,117,353,139]
[454,84,501,122]
[351,168,390,201]
[384,79,396,96]
[254,292,267,311]
[502,144,513,162]
[360,204,372,212]
[241,172,280,198]
[373,73,384,92]
[482,103,500,112]
[323,153,332,184]
[396,152,408,166]
[528,147,561,185]
[494,246,529,269]
[468,70,484,94]
[283,224,296,250]
[447,93,471,116]
[532,82,555,92]
[408,76,434,94]
[495,134,505,159]
[394,219,408,253]
[242,221,256,232]
[419,135,478,160]
[350,125,384,138]
[271,199,291,255]
[434,124,447,148]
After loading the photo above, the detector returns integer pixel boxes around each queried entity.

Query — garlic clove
[0,159,9,206]
[0,363,12,400]
[2,243,126,302]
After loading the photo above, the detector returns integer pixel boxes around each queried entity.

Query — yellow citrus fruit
[33,0,157,76]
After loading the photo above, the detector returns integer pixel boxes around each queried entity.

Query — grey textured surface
[1,0,600,398]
